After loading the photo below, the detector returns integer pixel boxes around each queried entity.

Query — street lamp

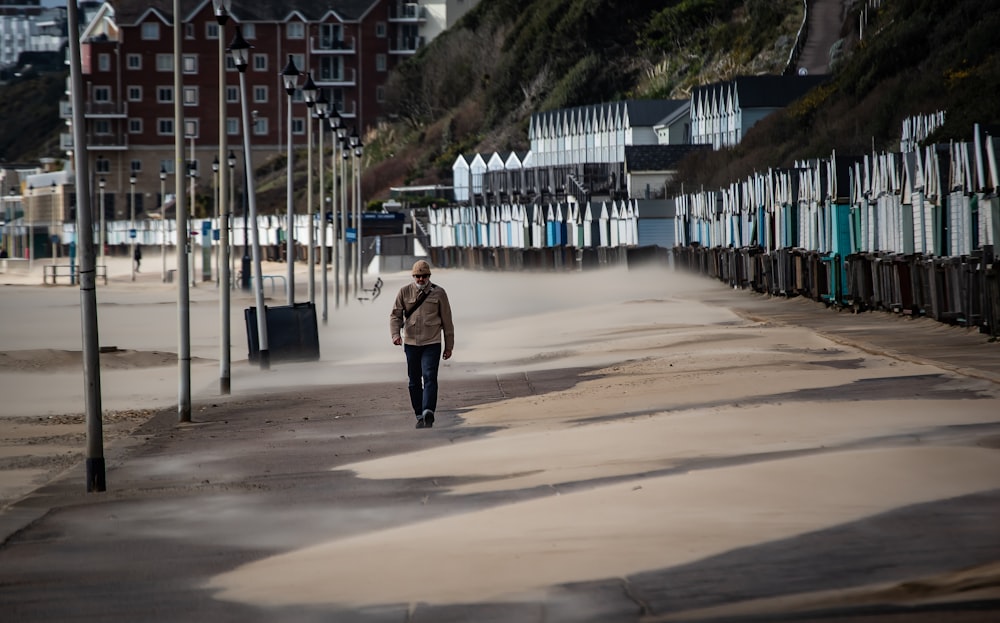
[214,0,233,395]
[159,166,167,281]
[212,154,220,284]
[354,139,364,293]
[302,71,318,305]
[27,184,33,273]
[314,88,329,323]
[349,127,360,296]
[229,26,270,369]
[187,160,198,286]
[98,176,105,269]
[327,104,342,311]
[129,172,136,282]
[280,54,300,305]
[50,181,57,265]
[339,132,349,304]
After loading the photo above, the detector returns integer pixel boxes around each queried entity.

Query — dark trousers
[404,342,441,417]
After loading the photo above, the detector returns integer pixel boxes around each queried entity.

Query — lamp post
[214,0,232,395]
[160,166,167,281]
[98,176,105,269]
[355,140,364,292]
[328,106,342,311]
[27,184,33,273]
[50,181,57,265]
[339,132,349,304]
[212,154,220,284]
[229,26,270,369]
[280,54,300,305]
[188,145,197,287]
[351,126,361,296]
[314,89,328,322]
[129,173,136,282]
[302,72,318,304]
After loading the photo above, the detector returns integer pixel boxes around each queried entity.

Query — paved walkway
[797,0,851,75]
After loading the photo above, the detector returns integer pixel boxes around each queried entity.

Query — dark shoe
[415,417,426,429]
[423,410,435,428]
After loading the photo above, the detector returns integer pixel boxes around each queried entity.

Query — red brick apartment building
[62,0,476,218]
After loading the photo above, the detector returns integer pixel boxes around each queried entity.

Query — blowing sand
[2,255,999,618]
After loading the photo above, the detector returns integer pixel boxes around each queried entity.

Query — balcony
[389,35,425,54]
[310,35,355,54]
[314,67,356,87]
[84,102,128,117]
[61,131,128,152]
[389,2,426,21]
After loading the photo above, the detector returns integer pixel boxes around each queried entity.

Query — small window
[94,119,111,134]
[141,22,160,40]
[375,53,386,72]
[253,116,267,135]
[184,119,199,138]
[375,22,386,38]
[158,118,174,135]
[253,54,267,71]
[130,160,143,173]
[96,159,110,174]
[226,117,239,135]
[225,56,236,71]
[185,23,194,39]
[292,118,305,135]
[156,54,173,71]
[157,86,173,103]
[126,54,141,70]
[226,86,239,103]
[292,54,305,72]
[182,55,197,73]
[375,85,385,103]
[243,24,256,39]
[253,85,268,103]
[287,22,305,39]
[206,23,219,39]
[93,86,111,102]
[183,86,198,106]
[98,53,110,71]
[129,118,143,134]
[127,86,142,101]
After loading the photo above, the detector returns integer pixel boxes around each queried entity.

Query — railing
[390,35,425,53]
[310,35,355,53]
[315,67,356,86]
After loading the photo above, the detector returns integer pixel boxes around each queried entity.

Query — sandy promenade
[1,254,999,621]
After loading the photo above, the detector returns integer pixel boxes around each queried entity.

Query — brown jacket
[390,281,455,349]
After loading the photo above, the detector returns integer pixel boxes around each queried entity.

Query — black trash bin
[245,302,320,363]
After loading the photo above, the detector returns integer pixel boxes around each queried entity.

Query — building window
[185,23,194,39]
[253,86,268,103]
[226,86,239,103]
[98,53,110,71]
[206,23,219,39]
[157,87,173,103]
[160,160,175,175]
[292,118,304,135]
[376,85,385,103]
[226,117,239,135]
[292,54,305,72]
[287,22,304,39]
[376,22,386,38]
[141,22,160,40]
[225,56,236,71]
[129,118,143,134]
[127,86,142,101]
[93,86,111,102]
[130,160,142,173]
[253,116,267,135]
[158,119,174,135]
[375,53,386,72]
[252,54,267,71]
[243,24,256,39]
[184,119,199,138]
[126,54,141,70]
[94,119,111,134]
[182,55,197,73]
[183,86,198,106]
[156,54,173,71]
[291,89,304,103]
[96,159,110,174]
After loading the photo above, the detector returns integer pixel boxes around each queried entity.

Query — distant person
[389,260,454,429]
[133,245,142,272]
[0,247,8,259]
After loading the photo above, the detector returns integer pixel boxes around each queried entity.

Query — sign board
[213,229,220,241]
[129,229,136,239]
[346,227,357,243]
[201,220,211,236]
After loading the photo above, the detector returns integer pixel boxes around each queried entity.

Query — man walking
[390,260,454,429]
